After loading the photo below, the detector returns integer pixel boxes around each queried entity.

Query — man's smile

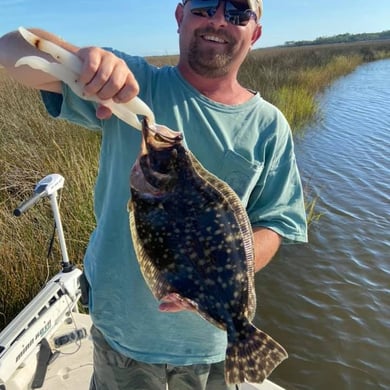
[201,34,228,44]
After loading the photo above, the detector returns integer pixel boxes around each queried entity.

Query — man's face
[176,1,261,78]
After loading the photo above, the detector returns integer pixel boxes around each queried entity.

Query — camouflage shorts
[89,326,239,390]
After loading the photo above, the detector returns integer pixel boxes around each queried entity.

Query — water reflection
[255,59,390,390]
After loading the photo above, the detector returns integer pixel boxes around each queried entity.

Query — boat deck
[6,313,284,390]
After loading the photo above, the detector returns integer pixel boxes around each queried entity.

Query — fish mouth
[142,118,183,152]
[131,118,184,194]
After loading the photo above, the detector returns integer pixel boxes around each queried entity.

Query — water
[254,59,390,390]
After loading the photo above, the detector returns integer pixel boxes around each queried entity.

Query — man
[0,1,307,389]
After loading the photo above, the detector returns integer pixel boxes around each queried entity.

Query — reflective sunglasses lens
[225,10,253,26]
[225,2,256,25]
[192,8,216,18]
[189,0,218,17]
[188,0,256,26]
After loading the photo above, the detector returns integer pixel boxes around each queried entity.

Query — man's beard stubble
[187,27,237,78]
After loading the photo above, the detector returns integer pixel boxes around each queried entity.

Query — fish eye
[154,133,168,143]
[153,132,182,145]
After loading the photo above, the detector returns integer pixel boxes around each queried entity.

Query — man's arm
[0,28,139,112]
[0,29,64,92]
[252,227,282,272]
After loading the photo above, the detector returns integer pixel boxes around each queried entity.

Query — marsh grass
[238,42,387,130]
[1,40,390,329]
[0,80,100,327]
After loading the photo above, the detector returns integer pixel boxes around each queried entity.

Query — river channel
[254,59,390,390]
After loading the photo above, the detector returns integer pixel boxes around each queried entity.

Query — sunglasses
[183,0,258,26]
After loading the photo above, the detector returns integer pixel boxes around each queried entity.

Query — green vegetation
[1,39,390,330]
[239,40,390,130]
[285,30,390,47]
[0,83,100,327]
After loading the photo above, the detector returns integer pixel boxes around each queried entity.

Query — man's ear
[251,24,262,45]
[175,4,184,33]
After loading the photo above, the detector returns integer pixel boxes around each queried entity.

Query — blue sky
[1,0,389,56]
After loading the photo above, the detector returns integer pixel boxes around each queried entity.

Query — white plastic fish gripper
[14,27,156,131]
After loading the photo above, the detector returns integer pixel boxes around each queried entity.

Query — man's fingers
[77,47,139,103]
[96,104,112,120]
[112,74,140,103]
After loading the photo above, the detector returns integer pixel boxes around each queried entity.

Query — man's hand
[77,47,140,119]
[0,29,140,120]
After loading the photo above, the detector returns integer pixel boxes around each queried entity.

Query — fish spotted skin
[128,118,288,384]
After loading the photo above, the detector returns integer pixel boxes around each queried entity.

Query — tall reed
[0,80,100,327]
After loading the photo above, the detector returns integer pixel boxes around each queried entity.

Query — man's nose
[210,1,228,26]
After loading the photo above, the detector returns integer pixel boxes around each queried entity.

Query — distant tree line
[285,30,390,47]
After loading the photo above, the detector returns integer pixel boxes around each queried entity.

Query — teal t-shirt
[42,52,307,365]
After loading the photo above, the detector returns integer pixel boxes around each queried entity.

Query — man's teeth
[203,35,226,43]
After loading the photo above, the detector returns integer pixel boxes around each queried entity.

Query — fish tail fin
[225,323,288,384]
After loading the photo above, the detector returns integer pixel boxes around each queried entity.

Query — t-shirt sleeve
[40,85,102,131]
[247,115,308,244]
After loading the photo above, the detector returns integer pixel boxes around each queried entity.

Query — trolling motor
[0,174,85,389]
[13,174,73,272]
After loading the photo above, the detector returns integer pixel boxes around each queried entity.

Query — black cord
[45,191,63,268]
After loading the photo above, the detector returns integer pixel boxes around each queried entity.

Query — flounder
[128,118,287,384]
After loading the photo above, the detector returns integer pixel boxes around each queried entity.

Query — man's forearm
[0,29,68,91]
[252,227,282,272]
[0,27,140,111]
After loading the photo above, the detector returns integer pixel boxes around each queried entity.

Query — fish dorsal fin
[187,151,256,319]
